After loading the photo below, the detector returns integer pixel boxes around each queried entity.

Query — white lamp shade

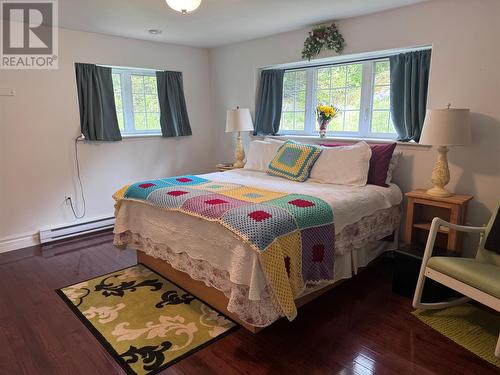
[226,108,254,133]
[420,108,471,146]
[166,0,201,14]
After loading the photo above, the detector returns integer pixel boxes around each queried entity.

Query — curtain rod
[263,45,432,72]
[104,65,182,74]
[100,64,181,73]
[99,64,159,71]
[75,62,181,73]
[283,56,393,71]
[284,49,432,72]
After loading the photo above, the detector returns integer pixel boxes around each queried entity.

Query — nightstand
[404,189,473,253]
[216,163,242,172]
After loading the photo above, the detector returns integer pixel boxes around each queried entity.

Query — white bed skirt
[114,231,396,328]
[113,200,400,327]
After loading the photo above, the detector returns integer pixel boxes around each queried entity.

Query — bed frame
[138,251,343,333]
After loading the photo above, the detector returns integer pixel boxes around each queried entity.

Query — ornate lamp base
[427,146,453,198]
[233,131,245,168]
[426,186,452,198]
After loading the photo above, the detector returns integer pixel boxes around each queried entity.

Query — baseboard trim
[0,232,40,254]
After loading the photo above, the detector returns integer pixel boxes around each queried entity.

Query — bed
[113,169,402,332]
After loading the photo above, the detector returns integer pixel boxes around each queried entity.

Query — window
[280,59,396,138]
[316,64,362,132]
[112,68,161,135]
[281,70,307,131]
[371,61,394,134]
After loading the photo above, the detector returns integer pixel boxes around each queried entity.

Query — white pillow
[386,151,402,185]
[244,140,282,171]
[309,141,372,186]
[264,137,285,145]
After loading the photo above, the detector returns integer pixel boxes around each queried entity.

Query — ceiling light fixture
[148,29,162,35]
[166,0,201,15]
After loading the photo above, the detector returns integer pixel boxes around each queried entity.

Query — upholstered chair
[413,203,500,358]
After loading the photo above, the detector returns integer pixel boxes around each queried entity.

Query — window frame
[280,69,309,135]
[112,68,162,136]
[279,58,397,139]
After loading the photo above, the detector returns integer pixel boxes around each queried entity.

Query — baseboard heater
[39,216,115,244]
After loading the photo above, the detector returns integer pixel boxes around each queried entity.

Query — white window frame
[280,58,396,139]
[112,68,162,136]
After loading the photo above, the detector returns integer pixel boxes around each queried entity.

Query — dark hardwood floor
[0,231,497,375]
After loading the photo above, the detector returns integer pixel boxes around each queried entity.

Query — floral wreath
[302,23,345,61]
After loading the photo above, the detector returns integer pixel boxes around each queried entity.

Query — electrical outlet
[65,195,73,206]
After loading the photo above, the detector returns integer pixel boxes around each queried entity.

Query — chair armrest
[431,217,486,234]
[420,218,485,268]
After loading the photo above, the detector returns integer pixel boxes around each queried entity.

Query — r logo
[1,0,58,69]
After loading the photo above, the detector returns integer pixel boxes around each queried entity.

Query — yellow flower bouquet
[316,104,339,138]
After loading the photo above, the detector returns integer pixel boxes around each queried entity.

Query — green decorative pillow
[267,140,322,182]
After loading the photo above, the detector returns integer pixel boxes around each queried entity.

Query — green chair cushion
[427,257,500,299]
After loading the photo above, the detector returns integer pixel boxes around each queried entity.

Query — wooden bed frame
[138,251,344,333]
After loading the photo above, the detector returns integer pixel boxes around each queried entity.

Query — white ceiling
[59,0,427,48]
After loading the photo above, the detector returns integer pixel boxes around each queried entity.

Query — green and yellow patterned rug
[413,304,500,368]
[57,264,238,375]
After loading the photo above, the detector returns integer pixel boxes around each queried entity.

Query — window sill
[260,134,431,150]
[76,133,163,142]
[121,133,163,139]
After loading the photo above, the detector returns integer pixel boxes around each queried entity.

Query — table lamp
[419,106,471,197]
[226,107,254,168]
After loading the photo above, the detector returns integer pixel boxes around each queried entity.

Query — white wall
[1,0,499,252]
[0,28,215,250]
[209,0,500,250]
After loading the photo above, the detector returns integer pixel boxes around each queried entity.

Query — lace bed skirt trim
[335,205,401,255]
[112,206,401,327]
[114,231,283,327]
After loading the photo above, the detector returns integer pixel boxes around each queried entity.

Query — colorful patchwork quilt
[113,175,335,320]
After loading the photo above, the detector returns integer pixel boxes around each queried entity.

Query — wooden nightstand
[216,164,242,172]
[404,189,473,253]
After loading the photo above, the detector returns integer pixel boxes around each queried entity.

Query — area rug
[56,264,238,375]
[412,304,500,368]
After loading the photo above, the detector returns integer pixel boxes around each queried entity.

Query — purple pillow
[320,142,397,187]
[366,143,397,187]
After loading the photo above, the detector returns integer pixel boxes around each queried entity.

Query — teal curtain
[75,63,121,141]
[254,69,285,135]
[156,71,192,137]
[390,50,432,142]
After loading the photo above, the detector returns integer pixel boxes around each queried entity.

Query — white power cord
[67,135,86,219]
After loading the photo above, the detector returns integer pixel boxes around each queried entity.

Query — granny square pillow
[267,140,322,182]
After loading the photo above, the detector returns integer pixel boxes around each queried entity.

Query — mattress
[114,170,402,301]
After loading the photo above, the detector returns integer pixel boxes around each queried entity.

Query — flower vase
[319,120,331,138]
